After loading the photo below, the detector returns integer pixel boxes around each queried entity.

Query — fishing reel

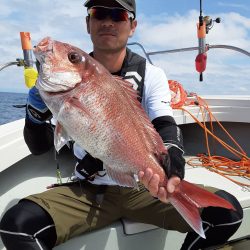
[204,16,221,34]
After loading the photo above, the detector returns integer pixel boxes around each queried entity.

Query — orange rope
[169,83,250,187]
[168,80,187,109]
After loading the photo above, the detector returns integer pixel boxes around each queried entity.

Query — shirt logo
[124,71,142,90]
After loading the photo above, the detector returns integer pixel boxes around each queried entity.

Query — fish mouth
[33,37,54,68]
[34,37,55,88]
[34,37,54,55]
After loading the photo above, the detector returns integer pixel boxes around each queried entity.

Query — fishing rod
[195,0,222,81]
[0,61,20,71]
[195,0,207,81]
[0,32,37,88]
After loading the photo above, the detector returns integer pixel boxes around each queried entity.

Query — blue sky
[0,0,249,95]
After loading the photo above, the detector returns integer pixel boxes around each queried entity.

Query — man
[0,1,243,249]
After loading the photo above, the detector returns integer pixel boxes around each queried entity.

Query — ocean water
[0,92,28,125]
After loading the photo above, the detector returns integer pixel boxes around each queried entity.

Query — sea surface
[0,92,27,125]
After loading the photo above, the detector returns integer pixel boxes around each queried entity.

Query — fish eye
[68,51,82,64]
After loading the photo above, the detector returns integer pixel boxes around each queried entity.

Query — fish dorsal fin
[112,75,138,100]
[113,76,167,158]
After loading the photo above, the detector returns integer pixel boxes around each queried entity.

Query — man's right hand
[26,86,52,124]
[138,168,181,203]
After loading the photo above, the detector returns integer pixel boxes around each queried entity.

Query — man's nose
[101,16,115,26]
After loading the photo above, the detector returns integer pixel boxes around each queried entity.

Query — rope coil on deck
[168,80,250,187]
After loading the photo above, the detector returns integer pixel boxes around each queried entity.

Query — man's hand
[138,168,181,203]
[26,86,52,124]
[164,146,185,180]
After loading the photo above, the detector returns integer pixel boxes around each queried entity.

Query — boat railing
[128,42,250,65]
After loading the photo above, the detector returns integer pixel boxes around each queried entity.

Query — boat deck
[1,95,250,249]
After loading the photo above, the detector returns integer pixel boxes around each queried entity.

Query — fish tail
[169,180,236,238]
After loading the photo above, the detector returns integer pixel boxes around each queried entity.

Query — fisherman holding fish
[0,0,243,249]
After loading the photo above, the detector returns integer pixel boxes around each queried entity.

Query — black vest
[120,48,146,102]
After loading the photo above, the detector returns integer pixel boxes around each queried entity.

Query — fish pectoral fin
[54,122,71,152]
[65,96,92,119]
[104,164,139,189]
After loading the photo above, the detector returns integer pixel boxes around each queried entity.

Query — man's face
[86,7,137,53]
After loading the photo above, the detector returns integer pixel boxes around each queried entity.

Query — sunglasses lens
[111,9,128,21]
[89,8,132,22]
[89,8,107,20]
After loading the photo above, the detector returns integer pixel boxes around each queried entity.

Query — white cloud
[132,10,250,95]
[135,10,250,51]
[135,10,198,50]
[0,2,13,17]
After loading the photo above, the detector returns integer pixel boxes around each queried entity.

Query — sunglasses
[88,7,134,22]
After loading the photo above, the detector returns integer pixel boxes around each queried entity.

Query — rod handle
[20,32,32,50]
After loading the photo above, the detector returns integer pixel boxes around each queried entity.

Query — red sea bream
[34,37,235,238]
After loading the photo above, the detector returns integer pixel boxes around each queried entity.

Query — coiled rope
[168,80,250,187]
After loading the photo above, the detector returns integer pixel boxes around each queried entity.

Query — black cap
[84,0,136,17]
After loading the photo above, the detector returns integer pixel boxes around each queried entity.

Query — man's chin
[96,44,124,52]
